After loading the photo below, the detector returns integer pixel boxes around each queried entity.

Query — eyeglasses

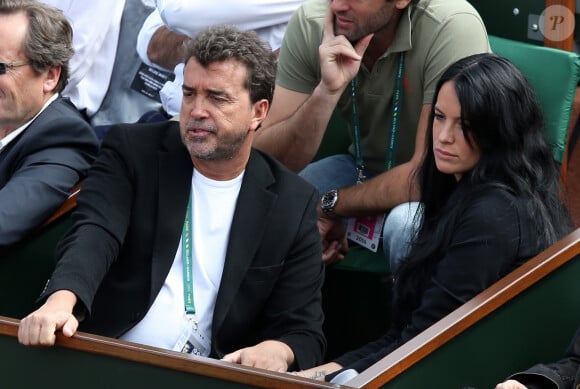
[0,60,30,75]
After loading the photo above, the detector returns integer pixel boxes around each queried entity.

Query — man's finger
[221,350,242,364]
[62,316,79,338]
[322,6,335,42]
[322,241,345,265]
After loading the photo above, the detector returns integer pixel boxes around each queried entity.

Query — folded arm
[253,9,372,172]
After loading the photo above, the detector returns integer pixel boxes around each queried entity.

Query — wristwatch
[321,189,338,216]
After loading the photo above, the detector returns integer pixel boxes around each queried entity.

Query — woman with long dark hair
[298,53,573,382]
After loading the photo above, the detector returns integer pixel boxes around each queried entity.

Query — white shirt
[120,168,244,352]
[136,0,305,116]
[41,0,126,116]
[0,93,58,153]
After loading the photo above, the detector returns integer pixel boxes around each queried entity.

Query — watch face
[322,190,337,213]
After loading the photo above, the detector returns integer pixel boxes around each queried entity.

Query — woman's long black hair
[393,53,572,324]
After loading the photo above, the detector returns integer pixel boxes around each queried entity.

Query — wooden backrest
[345,228,580,389]
[543,0,576,50]
[0,316,338,389]
[0,184,79,319]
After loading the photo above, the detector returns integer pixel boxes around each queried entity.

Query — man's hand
[147,26,188,70]
[318,214,348,265]
[221,340,295,372]
[495,380,528,389]
[18,290,79,346]
[318,7,373,96]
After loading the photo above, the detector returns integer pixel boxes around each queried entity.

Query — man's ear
[249,99,269,132]
[43,66,61,93]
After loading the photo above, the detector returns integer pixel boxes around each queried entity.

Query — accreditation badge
[346,214,385,252]
[173,314,211,357]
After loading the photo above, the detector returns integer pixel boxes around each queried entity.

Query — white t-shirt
[135,1,305,115]
[120,168,244,352]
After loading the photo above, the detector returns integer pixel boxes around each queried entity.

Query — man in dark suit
[0,0,99,247]
[18,25,326,372]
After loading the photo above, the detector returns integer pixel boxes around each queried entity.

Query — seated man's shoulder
[421,0,481,16]
[284,0,326,34]
[34,98,94,136]
[107,119,176,140]
[415,0,485,32]
[23,98,98,148]
[300,0,328,21]
[44,98,90,123]
[251,149,318,195]
[100,120,184,159]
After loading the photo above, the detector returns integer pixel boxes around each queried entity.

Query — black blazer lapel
[212,150,277,335]
[149,122,193,301]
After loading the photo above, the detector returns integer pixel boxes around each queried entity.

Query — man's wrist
[45,289,78,313]
[320,189,339,217]
[264,339,295,369]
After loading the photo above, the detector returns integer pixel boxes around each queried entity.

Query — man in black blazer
[495,327,580,389]
[0,1,98,247]
[19,25,326,372]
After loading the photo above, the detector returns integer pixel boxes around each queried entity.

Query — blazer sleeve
[506,327,580,389]
[0,111,98,247]
[43,125,136,315]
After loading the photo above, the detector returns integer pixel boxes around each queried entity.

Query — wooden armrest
[0,316,338,389]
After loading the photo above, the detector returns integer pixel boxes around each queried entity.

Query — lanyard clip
[357,167,366,184]
[186,313,198,330]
